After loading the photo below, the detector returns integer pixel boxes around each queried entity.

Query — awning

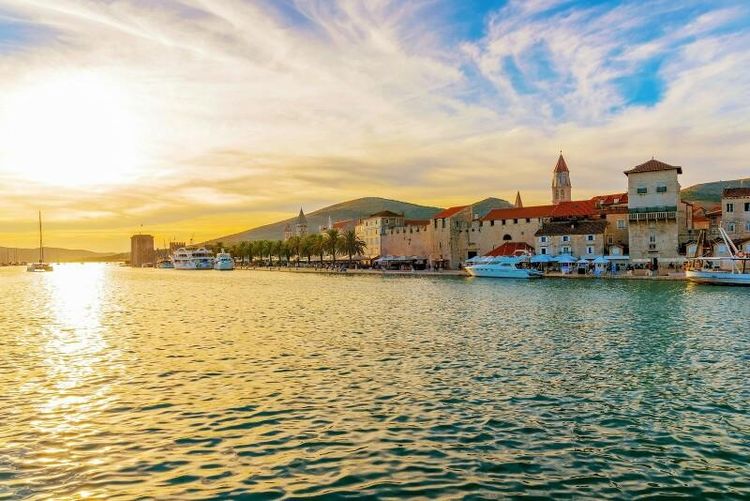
[531,254,554,263]
[554,254,577,264]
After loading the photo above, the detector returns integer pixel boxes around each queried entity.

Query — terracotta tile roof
[723,187,750,198]
[432,205,469,219]
[485,241,535,257]
[624,158,683,175]
[551,200,599,218]
[482,205,554,221]
[404,219,429,226]
[481,200,599,221]
[705,207,722,217]
[692,214,709,223]
[368,210,403,218]
[591,193,628,206]
[554,154,569,173]
[333,219,356,230]
[535,220,608,236]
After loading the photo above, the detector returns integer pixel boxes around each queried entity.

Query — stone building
[355,210,406,258]
[535,220,608,257]
[284,208,309,240]
[380,220,431,258]
[427,205,473,269]
[130,234,155,267]
[721,187,750,239]
[625,158,684,264]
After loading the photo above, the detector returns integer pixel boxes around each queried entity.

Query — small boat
[27,211,53,272]
[213,250,234,271]
[686,226,750,286]
[155,258,174,269]
[465,256,543,279]
[172,247,214,270]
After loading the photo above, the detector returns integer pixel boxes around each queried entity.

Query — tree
[300,234,315,265]
[311,234,325,265]
[323,229,341,265]
[272,240,284,265]
[341,229,366,265]
[287,235,302,265]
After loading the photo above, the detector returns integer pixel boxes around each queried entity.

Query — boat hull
[686,270,750,286]
[214,260,234,271]
[174,260,214,270]
[466,266,543,279]
[27,263,53,272]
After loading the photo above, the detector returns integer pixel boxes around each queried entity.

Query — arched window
[503,234,512,241]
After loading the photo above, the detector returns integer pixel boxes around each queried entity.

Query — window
[726,203,734,213]
[503,234,512,241]
[502,220,506,226]
[617,219,627,229]
[562,246,571,254]
[587,246,594,255]
[540,247,548,255]
[562,235,570,242]
[540,236,549,243]
[656,185,667,193]
[728,223,736,233]
[637,186,647,195]
[586,234,595,242]
[649,235,656,243]
[745,202,750,212]
[746,222,750,232]
[513,219,518,224]
[526,218,531,223]
[607,236,613,244]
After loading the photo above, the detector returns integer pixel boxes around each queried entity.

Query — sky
[0,0,748,252]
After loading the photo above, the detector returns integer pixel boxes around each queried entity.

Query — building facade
[131,234,155,267]
[355,210,406,258]
[625,159,683,264]
[721,187,750,240]
[535,220,607,257]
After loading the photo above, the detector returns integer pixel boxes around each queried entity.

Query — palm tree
[341,229,366,265]
[311,234,325,265]
[324,229,341,265]
[300,234,315,265]
[287,235,302,265]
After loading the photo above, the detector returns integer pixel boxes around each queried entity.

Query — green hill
[681,178,750,205]
[207,195,511,244]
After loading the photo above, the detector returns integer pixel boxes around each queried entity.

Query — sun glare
[0,72,143,187]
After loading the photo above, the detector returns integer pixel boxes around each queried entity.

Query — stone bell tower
[552,151,572,205]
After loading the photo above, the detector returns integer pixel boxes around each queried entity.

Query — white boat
[465,256,543,279]
[686,226,750,286]
[27,211,53,272]
[213,250,234,271]
[155,258,174,269]
[172,247,214,270]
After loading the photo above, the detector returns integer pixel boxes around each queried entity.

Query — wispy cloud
[0,0,748,250]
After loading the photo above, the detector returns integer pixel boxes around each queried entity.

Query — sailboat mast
[38,211,43,264]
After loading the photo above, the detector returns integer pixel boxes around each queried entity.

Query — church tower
[552,152,572,205]
[294,208,308,237]
[514,191,523,208]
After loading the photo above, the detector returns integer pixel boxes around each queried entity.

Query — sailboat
[27,211,53,272]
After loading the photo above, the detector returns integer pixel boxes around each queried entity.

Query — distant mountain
[207,197,443,244]
[207,195,512,244]
[470,197,514,218]
[0,246,113,263]
[682,178,750,206]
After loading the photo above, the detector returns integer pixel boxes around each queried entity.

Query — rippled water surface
[1,264,749,499]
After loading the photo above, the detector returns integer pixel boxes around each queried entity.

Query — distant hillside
[0,246,113,263]
[682,178,750,205]
[471,197,514,218]
[207,195,512,244]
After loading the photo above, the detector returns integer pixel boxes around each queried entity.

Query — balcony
[628,206,677,222]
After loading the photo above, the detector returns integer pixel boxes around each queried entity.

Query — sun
[0,71,144,187]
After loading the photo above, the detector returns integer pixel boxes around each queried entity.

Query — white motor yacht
[465,256,543,279]
[213,250,235,271]
[172,247,214,270]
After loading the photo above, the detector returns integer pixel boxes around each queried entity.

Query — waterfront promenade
[239,266,688,281]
